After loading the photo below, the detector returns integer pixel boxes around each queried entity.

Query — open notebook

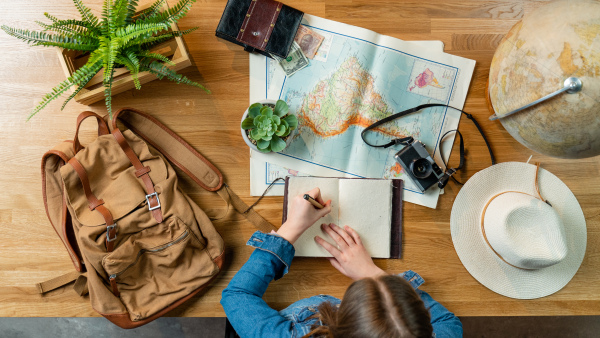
[282,177,403,258]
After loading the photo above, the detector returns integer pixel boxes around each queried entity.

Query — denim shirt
[221,231,463,338]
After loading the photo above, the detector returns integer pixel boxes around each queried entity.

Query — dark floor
[0,316,599,337]
[0,317,226,338]
[460,316,600,338]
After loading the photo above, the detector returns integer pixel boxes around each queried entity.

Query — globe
[488,0,600,159]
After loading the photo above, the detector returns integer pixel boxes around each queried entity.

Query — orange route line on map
[298,111,407,139]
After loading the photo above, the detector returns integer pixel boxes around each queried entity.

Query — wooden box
[57,12,192,105]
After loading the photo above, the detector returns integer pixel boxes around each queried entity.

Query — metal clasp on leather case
[146,192,161,211]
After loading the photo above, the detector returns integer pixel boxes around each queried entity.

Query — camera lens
[410,158,433,179]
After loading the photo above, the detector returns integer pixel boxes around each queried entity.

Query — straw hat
[450,162,587,299]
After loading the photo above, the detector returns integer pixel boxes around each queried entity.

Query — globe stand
[489,77,583,121]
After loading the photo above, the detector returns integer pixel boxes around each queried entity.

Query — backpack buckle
[106,224,117,242]
[146,192,161,211]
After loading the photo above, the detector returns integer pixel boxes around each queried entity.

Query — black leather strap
[360,104,446,148]
[439,129,464,185]
[361,103,495,185]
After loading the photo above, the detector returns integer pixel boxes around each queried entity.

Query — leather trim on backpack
[42,149,84,272]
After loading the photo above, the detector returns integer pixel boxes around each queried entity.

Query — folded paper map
[249,14,475,208]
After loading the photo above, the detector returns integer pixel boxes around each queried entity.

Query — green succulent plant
[241,100,298,153]
[1,0,208,120]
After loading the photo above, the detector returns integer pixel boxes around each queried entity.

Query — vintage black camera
[394,139,445,192]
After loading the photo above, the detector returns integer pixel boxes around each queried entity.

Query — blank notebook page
[287,177,393,258]
[339,179,392,258]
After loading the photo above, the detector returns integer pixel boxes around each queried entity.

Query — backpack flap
[60,132,168,227]
[41,141,84,272]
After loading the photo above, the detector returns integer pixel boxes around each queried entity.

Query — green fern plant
[1,0,208,120]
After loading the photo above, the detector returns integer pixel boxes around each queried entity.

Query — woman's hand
[315,223,386,280]
[276,187,332,244]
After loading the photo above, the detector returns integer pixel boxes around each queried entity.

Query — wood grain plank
[451,34,505,51]
[0,0,598,319]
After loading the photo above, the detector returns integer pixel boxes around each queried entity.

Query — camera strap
[361,103,495,184]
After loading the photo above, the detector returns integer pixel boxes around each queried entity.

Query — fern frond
[126,26,195,50]
[112,0,130,29]
[100,37,121,86]
[37,19,91,34]
[102,0,117,35]
[171,26,198,37]
[124,49,140,69]
[29,58,103,120]
[126,27,196,51]
[61,59,103,110]
[46,17,101,36]
[141,60,209,93]
[42,13,101,35]
[61,83,87,110]
[139,50,174,66]
[103,68,115,118]
[35,20,96,41]
[116,55,141,89]
[1,26,98,51]
[128,31,173,48]
[139,0,196,25]
[125,0,139,24]
[29,81,75,120]
[135,0,164,21]
[164,0,197,24]
[87,49,105,65]
[72,0,100,28]
[43,12,61,24]
[115,22,168,45]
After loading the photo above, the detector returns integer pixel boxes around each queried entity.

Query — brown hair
[304,275,433,338]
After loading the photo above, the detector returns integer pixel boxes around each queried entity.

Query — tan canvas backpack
[39,108,275,328]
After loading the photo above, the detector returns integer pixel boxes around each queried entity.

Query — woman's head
[308,274,433,338]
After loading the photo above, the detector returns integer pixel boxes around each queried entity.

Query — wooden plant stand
[57,13,192,105]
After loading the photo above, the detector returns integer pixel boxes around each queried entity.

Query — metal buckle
[106,224,117,242]
[146,192,161,211]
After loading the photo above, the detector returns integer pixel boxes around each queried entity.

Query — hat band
[480,191,537,271]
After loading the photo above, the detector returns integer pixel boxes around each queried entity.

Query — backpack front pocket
[102,216,219,322]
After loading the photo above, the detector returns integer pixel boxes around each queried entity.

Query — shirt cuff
[397,270,425,289]
[247,231,295,278]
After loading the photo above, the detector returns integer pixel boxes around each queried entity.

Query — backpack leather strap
[111,128,163,223]
[111,108,277,232]
[73,111,110,153]
[68,157,117,252]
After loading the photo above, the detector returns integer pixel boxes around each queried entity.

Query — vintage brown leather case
[216,0,304,58]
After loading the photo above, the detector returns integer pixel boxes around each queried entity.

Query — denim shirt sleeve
[398,271,463,338]
[221,231,296,338]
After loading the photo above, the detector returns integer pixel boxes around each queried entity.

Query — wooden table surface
[1,0,598,318]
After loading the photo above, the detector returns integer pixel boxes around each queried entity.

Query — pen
[303,194,324,209]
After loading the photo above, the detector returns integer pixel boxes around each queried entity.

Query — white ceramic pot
[240,99,277,152]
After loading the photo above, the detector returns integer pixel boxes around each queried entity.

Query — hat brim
[450,162,586,299]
